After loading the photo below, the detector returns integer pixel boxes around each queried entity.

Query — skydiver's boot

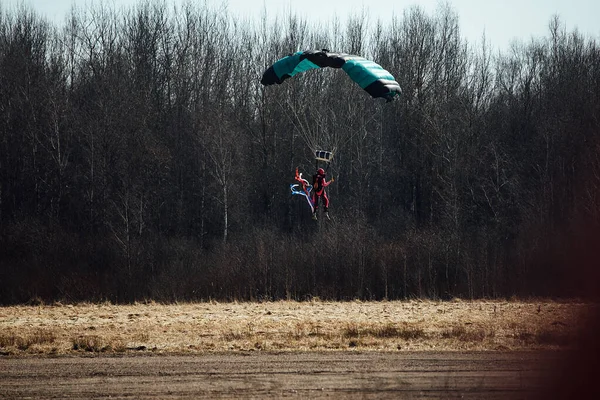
[325,212,330,220]
[312,210,318,220]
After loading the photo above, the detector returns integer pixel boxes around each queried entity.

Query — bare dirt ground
[0,300,595,398]
[0,351,566,399]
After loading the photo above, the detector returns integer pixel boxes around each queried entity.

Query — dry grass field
[0,299,591,356]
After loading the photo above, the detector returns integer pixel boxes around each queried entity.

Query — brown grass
[0,328,56,352]
[0,300,590,355]
[344,322,427,340]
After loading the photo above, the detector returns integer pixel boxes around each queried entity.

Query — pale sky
[3,0,600,52]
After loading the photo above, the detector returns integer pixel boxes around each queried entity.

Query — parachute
[262,50,400,216]
[261,49,401,102]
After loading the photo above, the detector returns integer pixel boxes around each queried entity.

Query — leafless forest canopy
[0,1,599,304]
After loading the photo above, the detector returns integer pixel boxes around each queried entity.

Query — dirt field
[0,300,588,355]
[0,351,566,399]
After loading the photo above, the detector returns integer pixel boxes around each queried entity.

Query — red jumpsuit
[311,169,332,213]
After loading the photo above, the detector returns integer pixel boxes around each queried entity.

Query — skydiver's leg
[322,192,330,219]
[322,191,329,211]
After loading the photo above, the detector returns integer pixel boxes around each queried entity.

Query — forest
[0,1,599,304]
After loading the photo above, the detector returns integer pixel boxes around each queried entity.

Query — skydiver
[311,167,334,220]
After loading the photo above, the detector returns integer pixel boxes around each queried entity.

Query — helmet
[317,168,325,175]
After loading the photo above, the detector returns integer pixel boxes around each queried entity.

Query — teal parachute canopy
[261,50,401,102]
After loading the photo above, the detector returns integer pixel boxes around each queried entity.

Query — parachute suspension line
[379,101,384,170]
[274,88,345,159]
[298,106,319,152]
[304,105,340,158]
[272,98,314,153]
[284,98,337,162]
[281,98,318,153]
[275,98,336,172]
